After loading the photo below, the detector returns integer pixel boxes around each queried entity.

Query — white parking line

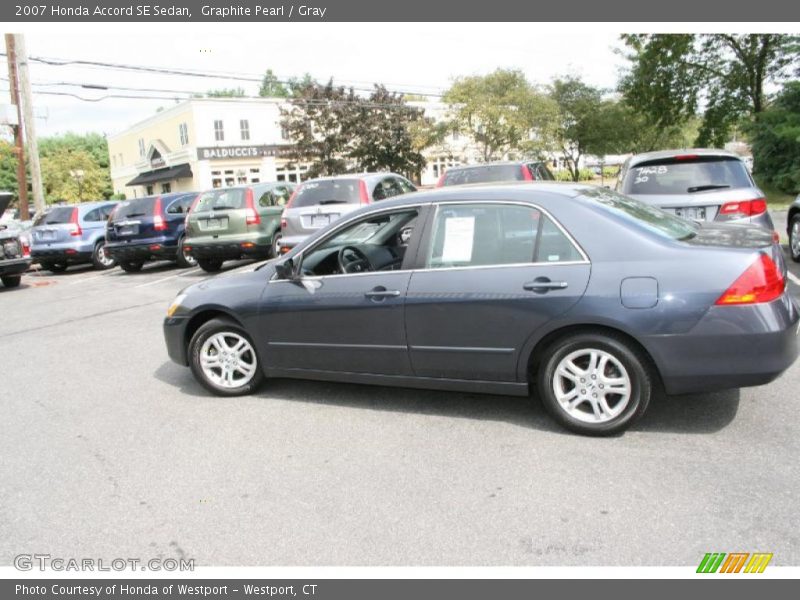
[134,267,201,288]
[788,272,800,287]
[66,270,121,285]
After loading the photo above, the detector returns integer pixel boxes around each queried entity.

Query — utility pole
[4,34,29,221]
[15,34,45,216]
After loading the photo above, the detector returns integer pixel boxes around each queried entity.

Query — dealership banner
[4,579,799,599]
[2,0,795,22]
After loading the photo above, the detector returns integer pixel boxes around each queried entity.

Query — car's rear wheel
[537,332,651,436]
[176,237,198,268]
[1,275,22,288]
[270,232,282,258]
[42,262,68,273]
[118,260,144,273]
[789,214,800,263]
[189,318,264,396]
[198,258,223,273]
[91,241,116,270]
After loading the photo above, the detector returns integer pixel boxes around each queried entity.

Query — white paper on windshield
[441,216,475,263]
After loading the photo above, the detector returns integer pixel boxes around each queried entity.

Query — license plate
[674,207,707,220]
[118,225,137,235]
[310,215,330,227]
[205,218,226,230]
[41,231,56,241]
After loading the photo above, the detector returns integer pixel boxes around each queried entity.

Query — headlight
[166,293,187,317]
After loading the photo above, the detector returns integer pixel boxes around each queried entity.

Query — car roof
[45,200,116,210]
[301,172,405,184]
[627,148,743,166]
[447,161,539,171]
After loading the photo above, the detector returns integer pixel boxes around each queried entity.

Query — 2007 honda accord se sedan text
[163,183,799,435]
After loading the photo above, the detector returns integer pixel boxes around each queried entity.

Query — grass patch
[755,176,796,209]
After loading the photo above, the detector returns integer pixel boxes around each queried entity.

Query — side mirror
[274,256,299,280]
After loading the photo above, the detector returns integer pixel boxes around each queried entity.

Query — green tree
[41,148,107,203]
[258,69,289,98]
[443,69,555,162]
[620,34,800,146]
[349,86,429,179]
[279,79,362,177]
[38,132,113,200]
[748,81,800,194]
[206,87,246,98]
[0,140,21,201]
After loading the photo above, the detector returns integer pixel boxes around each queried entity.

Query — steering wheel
[337,246,373,274]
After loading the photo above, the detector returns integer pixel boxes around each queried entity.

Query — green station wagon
[183,182,295,272]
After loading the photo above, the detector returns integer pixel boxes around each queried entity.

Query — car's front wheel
[1,275,22,288]
[189,318,264,396]
[789,214,800,263]
[537,332,651,436]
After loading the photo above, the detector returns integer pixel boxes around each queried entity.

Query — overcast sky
[2,24,630,138]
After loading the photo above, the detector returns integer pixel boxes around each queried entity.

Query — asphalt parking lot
[2,230,800,567]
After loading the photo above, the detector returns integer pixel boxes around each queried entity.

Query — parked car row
[0,193,32,289]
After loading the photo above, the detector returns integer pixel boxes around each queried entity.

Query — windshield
[194,189,246,212]
[443,164,524,186]
[291,179,363,208]
[34,206,75,225]
[112,197,156,220]
[582,188,699,240]
[622,156,752,195]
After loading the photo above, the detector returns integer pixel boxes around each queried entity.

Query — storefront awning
[127,163,193,186]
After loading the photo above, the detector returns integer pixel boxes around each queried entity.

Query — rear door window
[291,179,362,208]
[622,156,753,195]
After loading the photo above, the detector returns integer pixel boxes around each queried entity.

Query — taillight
[435,172,446,187]
[22,239,30,257]
[715,254,785,305]
[245,188,260,225]
[718,198,767,218]
[69,207,82,237]
[521,165,534,181]
[153,196,167,231]
[674,154,699,161]
[359,180,370,204]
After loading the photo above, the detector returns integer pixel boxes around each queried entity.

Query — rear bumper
[163,316,190,366]
[185,235,272,260]
[646,293,800,394]
[106,240,178,262]
[0,257,32,277]
[32,247,93,263]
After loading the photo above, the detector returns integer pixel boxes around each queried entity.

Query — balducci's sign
[196,145,291,160]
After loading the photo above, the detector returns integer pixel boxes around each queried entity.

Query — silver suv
[278,173,416,253]
[617,149,774,230]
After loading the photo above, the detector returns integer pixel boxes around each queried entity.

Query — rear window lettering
[623,158,751,195]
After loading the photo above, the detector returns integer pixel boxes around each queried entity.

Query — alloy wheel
[199,332,258,389]
[791,220,800,259]
[552,348,632,424]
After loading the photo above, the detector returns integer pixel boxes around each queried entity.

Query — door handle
[523,278,568,293]
[365,288,401,299]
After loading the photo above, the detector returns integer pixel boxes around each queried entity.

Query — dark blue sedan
[163,184,799,435]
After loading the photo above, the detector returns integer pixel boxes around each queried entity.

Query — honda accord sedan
[163,183,799,435]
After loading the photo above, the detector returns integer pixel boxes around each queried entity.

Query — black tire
[176,236,198,269]
[189,317,264,396]
[269,232,282,259]
[536,332,651,436]
[91,241,116,270]
[198,258,223,273]
[1,275,21,288]
[118,260,144,273]
[789,214,800,263]
[44,262,68,273]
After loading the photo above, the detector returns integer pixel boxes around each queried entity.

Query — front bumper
[646,292,799,394]
[106,241,178,263]
[0,256,32,277]
[163,315,190,366]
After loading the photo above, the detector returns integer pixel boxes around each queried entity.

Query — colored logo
[697,552,773,573]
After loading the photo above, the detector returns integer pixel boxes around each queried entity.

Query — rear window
[194,189,246,212]
[622,156,752,195]
[291,179,363,208]
[34,206,75,225]
[582,188,698,241]
[443,165,525,186]
[112,197,156,220]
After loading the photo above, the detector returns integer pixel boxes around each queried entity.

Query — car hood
[685,221,775,249]
[183,263,275,299]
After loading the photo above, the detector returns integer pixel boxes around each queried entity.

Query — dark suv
[105,192,197,273]
[437,161,555,187]
[0,193,32,289]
